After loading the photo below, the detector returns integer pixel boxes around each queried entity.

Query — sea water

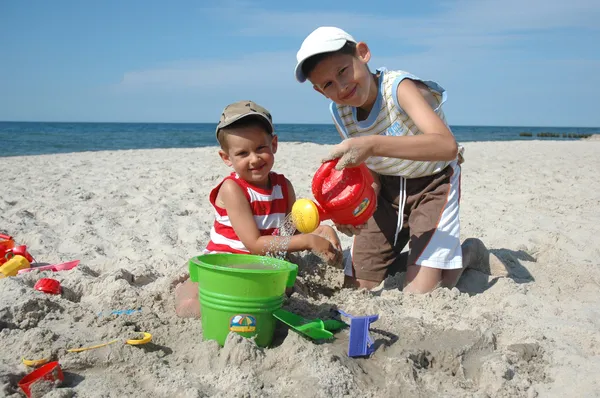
[1,122,597,157]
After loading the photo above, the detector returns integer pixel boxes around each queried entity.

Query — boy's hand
[322,137,373,170]
[334,223,367,237]
[314,225,342,251]
[308,234,343,268]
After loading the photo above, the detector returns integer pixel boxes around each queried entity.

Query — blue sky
[1,0,599,127]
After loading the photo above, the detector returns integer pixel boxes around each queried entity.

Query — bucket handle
[286,264,298,288]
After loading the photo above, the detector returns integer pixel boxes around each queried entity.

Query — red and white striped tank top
[204,172,290,254]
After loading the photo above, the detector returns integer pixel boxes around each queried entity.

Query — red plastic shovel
[18,260,80,275]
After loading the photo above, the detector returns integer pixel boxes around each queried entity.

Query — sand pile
[1,141,599,397]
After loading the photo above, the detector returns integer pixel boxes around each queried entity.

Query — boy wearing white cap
[295,27,507,293]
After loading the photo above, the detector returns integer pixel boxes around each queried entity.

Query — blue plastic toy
[98,308,142,317]
[338,309,379,357]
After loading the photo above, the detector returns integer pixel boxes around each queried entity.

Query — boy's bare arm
[324,79,459,168]
[220,179,337,259]
[363,78,458,162]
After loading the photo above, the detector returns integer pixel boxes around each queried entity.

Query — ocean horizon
[1,121,598,158]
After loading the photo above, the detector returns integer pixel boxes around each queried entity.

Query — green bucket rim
[190,253,298,274]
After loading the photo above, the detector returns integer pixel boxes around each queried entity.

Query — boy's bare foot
[175,280,201,318]
[462,238,509,277]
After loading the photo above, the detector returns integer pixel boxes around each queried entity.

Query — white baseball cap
[295,26,357,83]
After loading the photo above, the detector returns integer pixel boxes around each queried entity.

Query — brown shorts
[345,162,462,282]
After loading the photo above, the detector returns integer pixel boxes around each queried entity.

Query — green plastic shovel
[273,309,347,340]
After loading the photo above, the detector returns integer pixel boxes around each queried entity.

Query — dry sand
[1,140,599,397]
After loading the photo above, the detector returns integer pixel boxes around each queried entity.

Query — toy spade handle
[0,234,12,240]
[323,319,348,332]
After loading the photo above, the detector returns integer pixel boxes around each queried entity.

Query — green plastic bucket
[189,253,298,347]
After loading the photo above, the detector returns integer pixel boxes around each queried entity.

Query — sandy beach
[1,140,599,398]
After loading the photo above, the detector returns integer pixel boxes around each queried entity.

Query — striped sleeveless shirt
[330,67,463,178]
[205,172,289,254]
[330,68,463,246]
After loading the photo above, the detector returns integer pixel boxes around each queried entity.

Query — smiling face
[219,124,278,188]
[307,42,378,113]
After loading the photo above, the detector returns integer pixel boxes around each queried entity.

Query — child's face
[219,125,278,188]
[308,43,377,110]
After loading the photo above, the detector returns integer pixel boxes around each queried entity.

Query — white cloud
[116,52,294,90]
[117,0,599,91]
[109,1,600,125]
[210,0,600,49]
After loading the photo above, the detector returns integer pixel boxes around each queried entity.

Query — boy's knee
[175,280,201,318]
[175,279,198,296]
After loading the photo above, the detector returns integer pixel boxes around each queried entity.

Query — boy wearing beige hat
[175,100,341,317]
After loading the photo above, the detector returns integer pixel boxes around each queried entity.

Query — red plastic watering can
[291,159,376,233]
